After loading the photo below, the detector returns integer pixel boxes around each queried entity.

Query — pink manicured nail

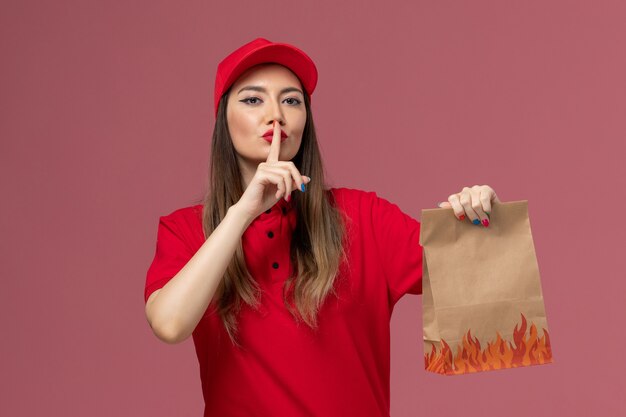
[482,218,489,227]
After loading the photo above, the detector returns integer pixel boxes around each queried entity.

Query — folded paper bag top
[420,200,553,375]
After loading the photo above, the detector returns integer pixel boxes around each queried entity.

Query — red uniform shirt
[144,187,423,417]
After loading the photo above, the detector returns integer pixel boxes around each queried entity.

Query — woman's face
[226,63,306,171]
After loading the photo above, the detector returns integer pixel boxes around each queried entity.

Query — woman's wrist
[227,202,255,230]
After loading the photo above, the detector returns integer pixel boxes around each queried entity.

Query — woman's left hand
[437,185,501,227]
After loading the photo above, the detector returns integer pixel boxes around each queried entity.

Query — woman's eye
[284,97,302,105]
[240,97,261,105]
[240,97,302,105]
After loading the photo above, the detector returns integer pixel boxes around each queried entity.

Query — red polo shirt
[144,187,423,417]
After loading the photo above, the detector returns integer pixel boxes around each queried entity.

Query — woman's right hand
[234,120,311,223]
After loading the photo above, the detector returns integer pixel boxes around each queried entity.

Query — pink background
[2,0,624,416]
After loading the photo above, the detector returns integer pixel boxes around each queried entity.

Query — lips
[262,128,288,139]
[262,135,286,143]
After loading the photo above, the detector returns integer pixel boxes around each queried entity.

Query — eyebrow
[237,85,304,96]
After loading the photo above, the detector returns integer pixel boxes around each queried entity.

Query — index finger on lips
[266,120,281,163]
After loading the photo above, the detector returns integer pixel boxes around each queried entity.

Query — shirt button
[265,209,272,214]
[272,262,279,269]
[267,231,274,238]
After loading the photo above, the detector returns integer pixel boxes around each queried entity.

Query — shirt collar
[250,196,296,225]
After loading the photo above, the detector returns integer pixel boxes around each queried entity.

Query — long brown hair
[195,85,350,348]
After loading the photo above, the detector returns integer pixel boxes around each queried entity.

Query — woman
[144,37,501,417]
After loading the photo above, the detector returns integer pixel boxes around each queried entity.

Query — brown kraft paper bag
[420,200,553,375]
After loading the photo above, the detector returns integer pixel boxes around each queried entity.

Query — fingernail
[301,183,306,192]
[286,193,291,202]
[458,214,465,221]
[472,219,481,225]
[482,218,489,227]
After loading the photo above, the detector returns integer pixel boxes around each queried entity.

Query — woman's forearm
[146,204,253,344]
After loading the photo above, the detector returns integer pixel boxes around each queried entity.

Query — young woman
[144,37,501,417]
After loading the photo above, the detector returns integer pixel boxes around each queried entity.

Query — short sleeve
[370,193,423,306]
[144,214,194,304]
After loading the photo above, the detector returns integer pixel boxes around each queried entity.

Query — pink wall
[1,0,624,416]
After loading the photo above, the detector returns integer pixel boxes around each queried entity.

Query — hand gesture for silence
[235,120,501,229]
[437,185,502,227]
[235,120,311,222]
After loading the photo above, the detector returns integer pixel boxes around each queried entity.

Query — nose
[266,97,285,126]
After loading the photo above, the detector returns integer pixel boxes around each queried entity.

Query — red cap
[214,37,318,117]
